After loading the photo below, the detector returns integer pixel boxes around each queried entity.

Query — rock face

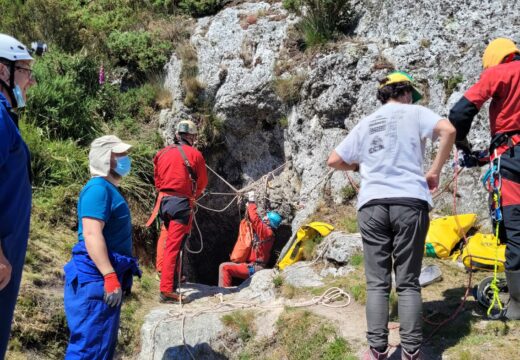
[317,232,363,265]
[160,1,518,283]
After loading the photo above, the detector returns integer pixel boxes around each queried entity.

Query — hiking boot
[505,270,520,320]
[401,348,423,360]
[160,291,190,304]
[363,347,389,360]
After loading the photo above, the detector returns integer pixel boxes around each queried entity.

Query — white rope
[149,285,351,359]
[185,213,203,254]
[290,287,351,308]
[206,164,240,193]
[195,195,239,213]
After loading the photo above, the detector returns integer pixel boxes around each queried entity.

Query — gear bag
[462,233,506,272]
[230,218,254,263]
[424,214,477,258]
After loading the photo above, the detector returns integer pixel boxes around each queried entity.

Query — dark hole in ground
[183,201,291,286]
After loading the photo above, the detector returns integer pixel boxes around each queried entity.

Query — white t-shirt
[335,103,443,209]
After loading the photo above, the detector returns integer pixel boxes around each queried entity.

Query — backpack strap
[176,144,198,196]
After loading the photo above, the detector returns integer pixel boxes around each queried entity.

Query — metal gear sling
[481,151,505,318]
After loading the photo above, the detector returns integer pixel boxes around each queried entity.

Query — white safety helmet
[0,34,33,62]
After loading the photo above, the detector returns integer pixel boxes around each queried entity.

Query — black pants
[495,145,520,271]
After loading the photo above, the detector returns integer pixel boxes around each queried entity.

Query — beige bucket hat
[89,135,132,177]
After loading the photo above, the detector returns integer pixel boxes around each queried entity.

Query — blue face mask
[114,155,131,177]
[12,84,26,108]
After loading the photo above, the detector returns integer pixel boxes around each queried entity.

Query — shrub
[273,275,284,288]
[272,74,306,105]
[443,74,463,99]
[282,0,301,12]
[178,0,223,18]
[340,185,357,202]
[23,50,104,144]
[297,0,356,48]
[107,30,172,78]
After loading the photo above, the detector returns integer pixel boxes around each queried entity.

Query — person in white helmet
[0,33,37,357]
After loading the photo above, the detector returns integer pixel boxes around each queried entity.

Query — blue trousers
[0,234,28,359]
[64,278,121,360]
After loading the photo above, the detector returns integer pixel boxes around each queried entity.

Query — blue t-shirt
[77,177,132,256]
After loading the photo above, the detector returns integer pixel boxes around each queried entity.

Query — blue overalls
[0,93,32,359]
[63,242,141,360]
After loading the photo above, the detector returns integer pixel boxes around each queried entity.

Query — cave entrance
[181,195,292,286]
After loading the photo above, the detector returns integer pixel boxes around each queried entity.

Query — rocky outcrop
[140,229,363,359]
[159,0,519,281]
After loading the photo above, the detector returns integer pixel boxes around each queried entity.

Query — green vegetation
[341,215,358,233]
[442,74,464,99]
[222,310,256,342]
[273,275,284,288]
[272,73,306,106]
[286,0,356,48]
[340,185,357,202]
[349,252,363,267]
[178,0,224,17]
[302,235,324,260]
[282,0,301,13]
[0,1,186,357]
[238,309,356,359]
[279,116,289,128]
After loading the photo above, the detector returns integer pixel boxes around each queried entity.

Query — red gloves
[103,272,122,307]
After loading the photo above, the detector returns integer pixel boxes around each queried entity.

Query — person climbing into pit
[0,33,38,358]
[147,120,208,303]
[63,135,141,359]
[328,71,456,360]
[218,191,282,287]
[449,37,520,320]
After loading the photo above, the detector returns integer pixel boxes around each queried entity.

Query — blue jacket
[64,241,141,291]
[0,92,31,263]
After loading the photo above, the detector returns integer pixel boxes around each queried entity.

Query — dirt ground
[299,257,520,360]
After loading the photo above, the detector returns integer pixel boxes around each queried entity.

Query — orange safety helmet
[482,38,520,69]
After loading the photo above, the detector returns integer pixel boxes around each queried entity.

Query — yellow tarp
[277,222,334,270]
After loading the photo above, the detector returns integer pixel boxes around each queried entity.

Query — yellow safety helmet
[176,120,198,135]
[482,38,520,69]
[379,71,422,103]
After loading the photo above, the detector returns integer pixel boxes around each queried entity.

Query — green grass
[273,275,284,288]
[302,235,324,260]
[222,311,256,342]
[349,253,363,267]
[341,216,358,233]
[340,185,357,202]
[237,309,356,359]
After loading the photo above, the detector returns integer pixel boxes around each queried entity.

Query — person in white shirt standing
[327,71,456,360]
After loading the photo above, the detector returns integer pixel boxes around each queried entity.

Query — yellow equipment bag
[462,233,506,272]
[230,219,253,263]
[277,222,334,270]
[424,214,477,258]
